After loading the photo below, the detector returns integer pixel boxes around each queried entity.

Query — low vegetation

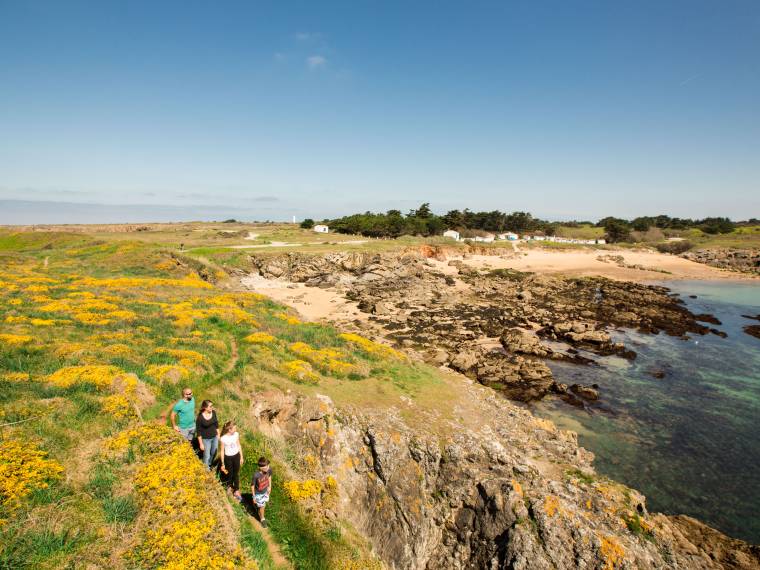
[0,228,437,568]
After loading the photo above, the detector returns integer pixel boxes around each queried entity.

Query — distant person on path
[220,420,243,502]
[251,457,272,528]
[171,387,196,442]
[196,399,219,469]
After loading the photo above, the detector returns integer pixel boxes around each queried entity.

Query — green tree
[299,218,315,229]
[604,218,631,243]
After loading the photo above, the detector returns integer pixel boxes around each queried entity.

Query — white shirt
[220,432,240,456]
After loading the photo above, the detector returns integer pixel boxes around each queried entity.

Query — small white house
[313,224,329,234]
[474,234,495,243]
[443,229,460,241]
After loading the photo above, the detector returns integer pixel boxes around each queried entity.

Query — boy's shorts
[254,492,270,508]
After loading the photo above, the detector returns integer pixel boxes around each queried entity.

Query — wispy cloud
[679,73,701,86]
[294,32,321,42]
[306,55,327,70]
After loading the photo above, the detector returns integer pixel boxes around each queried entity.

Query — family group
[169,387,273,527]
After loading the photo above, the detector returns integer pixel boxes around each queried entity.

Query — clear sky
[1,0,758,223]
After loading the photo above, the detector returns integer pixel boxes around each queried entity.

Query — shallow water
[531,280,760,543]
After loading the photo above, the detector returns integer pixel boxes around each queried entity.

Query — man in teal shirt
[171,387,196,442]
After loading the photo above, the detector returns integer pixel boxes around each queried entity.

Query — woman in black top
[196,399,219,469]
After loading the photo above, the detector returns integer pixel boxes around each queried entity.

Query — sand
[240,275,365,322]
[453,248,756,283]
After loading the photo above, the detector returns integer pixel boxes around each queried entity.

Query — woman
[196,400,219,469]
[219,420,244,502]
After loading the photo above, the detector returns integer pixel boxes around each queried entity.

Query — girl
[219,420,244,502]
[196,400,219,470]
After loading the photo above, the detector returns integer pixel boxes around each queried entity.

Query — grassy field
[0,226,463,569]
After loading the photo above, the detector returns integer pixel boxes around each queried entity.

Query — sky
[1,0,759,224]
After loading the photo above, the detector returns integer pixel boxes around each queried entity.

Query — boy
[251,457,272,528]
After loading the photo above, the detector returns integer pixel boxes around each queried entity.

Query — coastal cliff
[235,248,760,568]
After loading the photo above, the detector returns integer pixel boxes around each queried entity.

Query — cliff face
[248,387,759,569]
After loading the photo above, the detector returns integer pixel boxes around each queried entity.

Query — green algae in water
[532,280,760,544]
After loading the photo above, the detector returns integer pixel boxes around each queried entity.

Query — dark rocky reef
[245,251,722,404]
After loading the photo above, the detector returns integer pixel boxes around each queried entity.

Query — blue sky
[1,0,758,223]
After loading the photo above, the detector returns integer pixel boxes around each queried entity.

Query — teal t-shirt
[173,397,195,429]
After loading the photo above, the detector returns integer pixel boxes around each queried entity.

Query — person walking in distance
[219,420,244,502]
[171,387,196,443]
[196,400,219,469]
[251,457,272,528]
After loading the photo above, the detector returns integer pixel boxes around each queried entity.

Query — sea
[531,280,760,544]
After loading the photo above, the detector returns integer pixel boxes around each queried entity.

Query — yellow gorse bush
[145,364,191,384]
[283,360,319,383]
[283,479,323,501]
[244,332,276,344]
[0,440,63,527]
[47,365,125,390]
[288,342,358,378]
[0,333,33,346]
[339,333,405,360]
[153,347,207,368]
[101,394,134,420]
[125,425,257,569]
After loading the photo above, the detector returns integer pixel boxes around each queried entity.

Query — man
[171,387,196,442]
[251,457,272,528]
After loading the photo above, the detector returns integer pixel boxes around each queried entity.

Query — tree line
[299,204,743,243]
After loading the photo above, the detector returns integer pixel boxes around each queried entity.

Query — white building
[473,234,495,243]
[443,229,460,241]
[313,225,329,233]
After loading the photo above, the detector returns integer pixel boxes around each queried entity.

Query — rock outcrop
[243,250,721,403]
[248,389,759,569]
[681,248,760,275]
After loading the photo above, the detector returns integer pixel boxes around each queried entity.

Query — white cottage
[313,225,329,233]
[443,229,460,241]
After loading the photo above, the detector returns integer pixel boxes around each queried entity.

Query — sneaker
[261,519,268,528]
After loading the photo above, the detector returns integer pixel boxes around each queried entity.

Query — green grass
[240,432,331,570]
[234,503,281,570]
[102,495,138,524]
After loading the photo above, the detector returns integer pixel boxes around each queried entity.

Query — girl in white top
[219,420,244,501]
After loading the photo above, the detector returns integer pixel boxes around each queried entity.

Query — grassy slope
[0,227,455,569]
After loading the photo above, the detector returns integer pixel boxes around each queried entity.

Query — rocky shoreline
[242,249,723,405]
[681,248,760,275]
[234,248,760,568]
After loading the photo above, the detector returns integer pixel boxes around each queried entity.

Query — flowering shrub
[47,365,125,390]
[283,479,323,501]
[101,394,134,420]
[0,440,63,527]
[145,364,191,384]
[244,332,276,344]
[1,372,30,383]
[0,333,33,346]
[126,426,257,569]
[288,342,359,378]
[283,360,319,383]
[338,333,405,360]
[153,347,207,368]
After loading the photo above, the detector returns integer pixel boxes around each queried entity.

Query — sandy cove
[239,247,755,324]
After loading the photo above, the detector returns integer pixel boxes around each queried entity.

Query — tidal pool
[531,280,760,543]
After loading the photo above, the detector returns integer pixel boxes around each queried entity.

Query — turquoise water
[531,280,760,543]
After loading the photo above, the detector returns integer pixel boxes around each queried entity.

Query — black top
[195,410,219,439]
